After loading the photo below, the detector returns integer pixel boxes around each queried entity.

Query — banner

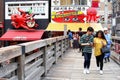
[51,6,89,23]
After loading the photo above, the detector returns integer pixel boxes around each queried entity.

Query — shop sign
[5,1,48,19]
[52,10,85,23]
[51,7,99,23]
[51,6,89,23]
[13,36,27,40]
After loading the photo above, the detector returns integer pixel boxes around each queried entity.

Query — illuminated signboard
[5,1,48,19]
[51,6,89,23]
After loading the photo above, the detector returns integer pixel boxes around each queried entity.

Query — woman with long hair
[93,30,107,75]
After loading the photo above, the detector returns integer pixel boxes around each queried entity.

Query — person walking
[78,28,83,52]
[93,30,107,75]
[73,32,79,53]
[80,27,94,74]
[68,30,73,48]
[103,28,112,63]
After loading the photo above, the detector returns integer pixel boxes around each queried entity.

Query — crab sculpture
[86,7,100,23]
[11,8,38,30]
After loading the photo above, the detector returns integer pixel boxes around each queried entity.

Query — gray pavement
[43,49,120,80]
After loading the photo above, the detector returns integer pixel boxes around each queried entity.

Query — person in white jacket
[103,28,112,63]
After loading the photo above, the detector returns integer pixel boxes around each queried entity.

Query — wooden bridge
[0,36,120,80]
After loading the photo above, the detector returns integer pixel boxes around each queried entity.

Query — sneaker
[108,58,110,62]
[83,69,87,74]
[86,69,90,74]
[99,70,103,75]
[97,67,99,71]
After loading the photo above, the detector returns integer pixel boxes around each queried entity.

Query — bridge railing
[0,36,69,80]
[0,46,22,80]
[111,36,120,65]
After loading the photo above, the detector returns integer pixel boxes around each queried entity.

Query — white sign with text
[5,1,48,19]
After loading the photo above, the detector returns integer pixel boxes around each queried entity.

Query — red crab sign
[11,8,38,30]
[51,7,99,23]
[86,7,100,22]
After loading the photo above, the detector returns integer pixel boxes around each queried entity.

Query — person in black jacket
[78,28,83,52]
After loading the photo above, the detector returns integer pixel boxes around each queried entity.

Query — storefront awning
[90,23,103,32]
[46,23,103,32]
[0,30,44,41]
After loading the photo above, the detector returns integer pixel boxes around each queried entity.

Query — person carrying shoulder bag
[93,30,107,75]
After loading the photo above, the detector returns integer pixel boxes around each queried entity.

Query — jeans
[83,52,92,69]
[96,54,104,70]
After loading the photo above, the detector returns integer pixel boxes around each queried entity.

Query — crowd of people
[68,27,112,75]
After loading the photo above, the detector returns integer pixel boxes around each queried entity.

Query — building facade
[60,0,90,6]
[112,0,120,36]
[0,0,4,22]
[98,0,112,26]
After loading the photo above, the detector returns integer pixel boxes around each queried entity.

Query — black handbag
[101,46,110,54]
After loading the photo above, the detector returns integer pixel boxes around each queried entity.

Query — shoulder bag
[101,46,110,54]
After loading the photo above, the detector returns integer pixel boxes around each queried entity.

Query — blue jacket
[105,34,112,48]
[68,32,73,40]
[104,34,112,58]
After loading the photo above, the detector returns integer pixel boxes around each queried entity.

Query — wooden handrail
[0,36,69,80]
[0,45,22,63]
[112,36,120,41]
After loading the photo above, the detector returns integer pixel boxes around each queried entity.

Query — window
[116,17,120,24]
[60,0,87,5]
[73,0,80,5]
[60,0,72,5]
[119,2,120,11]
[79,0,87,5]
